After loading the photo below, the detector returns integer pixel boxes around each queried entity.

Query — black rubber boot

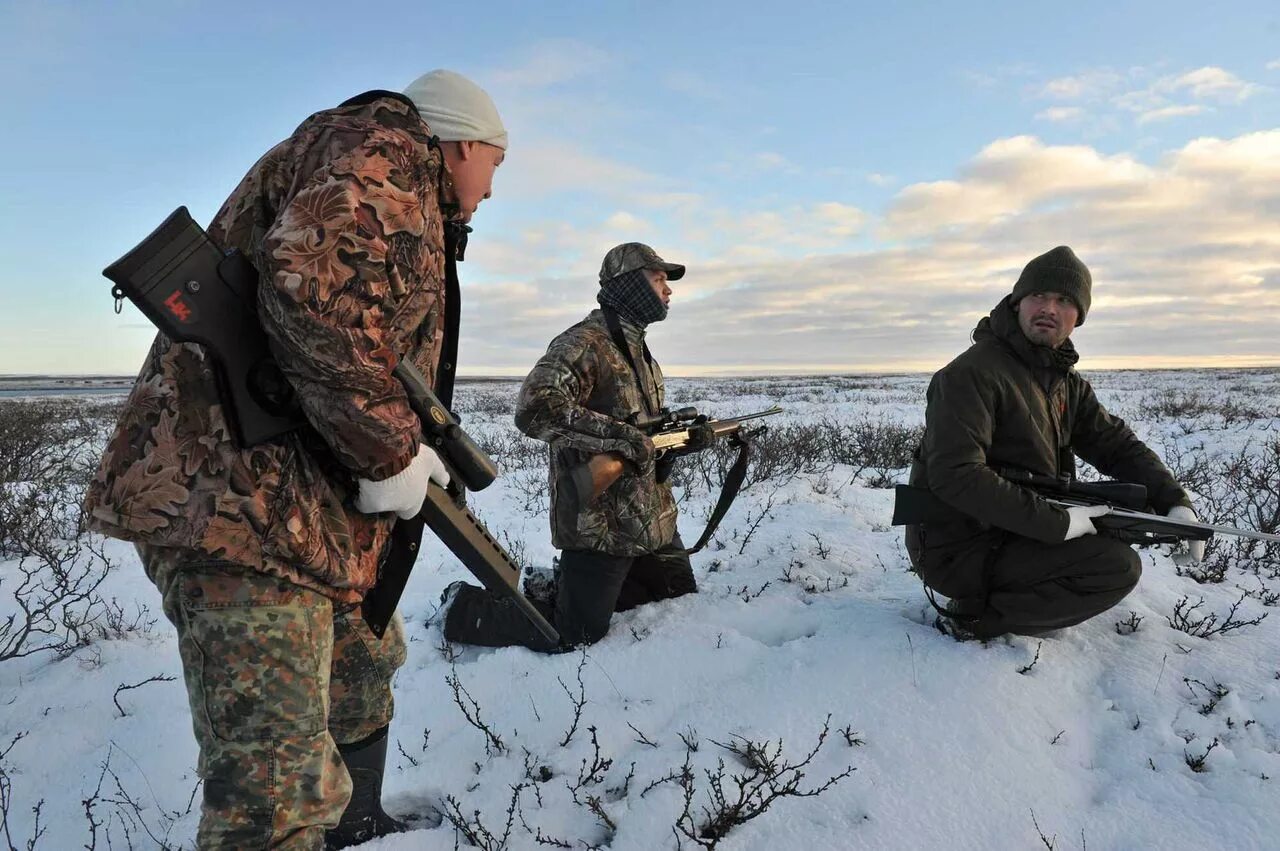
[325,726,408,849]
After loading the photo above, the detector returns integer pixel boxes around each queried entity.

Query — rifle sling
[435,221,468,411]
[685,435,752,555]
[602,307,659,417]
[366,222,467,631]
[362,513,426,637]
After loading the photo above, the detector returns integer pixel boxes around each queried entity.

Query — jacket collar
[338,89,419,114]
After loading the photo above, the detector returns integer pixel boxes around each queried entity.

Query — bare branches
[557,650,588,748]
[627,723,659,749]
[735,582,770,603]
[675,715,856,848]
[1183,678,1230,716]
[1,732,46,851]
[112,674,176,718]
[1030,809,1056,850]
[1167,593,1268,638]
[1184,738,1220,773]
[642,754,694,799]
[1017,641,1044,675]
[839,726,866,748]
[1,536,114,664]
[442,783,524,851]
[736,493,778,556]
[568,727,612,802]
[79,746,193,850]
[1114,611,1144,635]
[447,665,507,756]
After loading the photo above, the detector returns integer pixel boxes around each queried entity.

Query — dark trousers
[907,526,1142,638]
[444,534,697,651]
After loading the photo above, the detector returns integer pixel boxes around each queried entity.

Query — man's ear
[456,139,476,161]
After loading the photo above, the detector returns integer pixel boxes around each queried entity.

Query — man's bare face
[440,140,504,222]
[644,268,671,306]
[1016,291,1079,348]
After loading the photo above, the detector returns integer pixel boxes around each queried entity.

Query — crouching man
[440,243,698,650]
[906,246,1204,639]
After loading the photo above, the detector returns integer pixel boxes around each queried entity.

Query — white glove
[354,444,451,519]
[1063,505,1109,540]
[1166,505,1207,564]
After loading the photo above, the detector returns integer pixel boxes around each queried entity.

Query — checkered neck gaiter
[597,269,668,326]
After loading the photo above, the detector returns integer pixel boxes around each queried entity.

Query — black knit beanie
[1010,246,1092,326]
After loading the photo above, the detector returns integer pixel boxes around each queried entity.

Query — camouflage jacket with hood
[515,309,678,556]
[83,92,453,604]
[909,297,1190,594]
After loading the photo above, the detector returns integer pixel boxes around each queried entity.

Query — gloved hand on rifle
[655,423,714,484]
[354,444,451,519]
[1062,505,1109,541]
[668,423,716,459]
[1166,504,1207,564]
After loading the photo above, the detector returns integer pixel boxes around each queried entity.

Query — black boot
[325,726,408,849]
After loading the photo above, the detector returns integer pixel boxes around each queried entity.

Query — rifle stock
[363,364,559,643]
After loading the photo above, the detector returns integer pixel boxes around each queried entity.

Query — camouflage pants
[138,545,407,850]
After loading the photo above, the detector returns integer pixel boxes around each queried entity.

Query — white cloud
[1136,104,1206,124]
[865,172,896,187]
[1111,66,1263,126]
[883,136,1154,239]
[1036,106,1085,122]
[1039,70,1123,100]
[1030,65,1266,130]
[1268,59,1280,71]
[1165,66,1262,103]
[460,130,1280,373]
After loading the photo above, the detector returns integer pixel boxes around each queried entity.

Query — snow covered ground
[3,368,1279,850]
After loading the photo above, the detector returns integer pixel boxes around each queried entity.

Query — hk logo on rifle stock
[164,290,194,323]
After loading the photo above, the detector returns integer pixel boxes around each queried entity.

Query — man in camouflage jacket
[441,243,697,651]
[83,70,506,849]
[906,246,1204,639]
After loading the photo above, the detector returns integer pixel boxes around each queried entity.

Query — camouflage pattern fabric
[597,242,685,283]
[515,309,678,556]
[85,92,453,604]
[139,544,406,849]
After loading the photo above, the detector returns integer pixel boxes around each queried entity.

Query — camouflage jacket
[84,92,453,604]
[515,309,678,556]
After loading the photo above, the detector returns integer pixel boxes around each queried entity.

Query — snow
[3,368,1279,850]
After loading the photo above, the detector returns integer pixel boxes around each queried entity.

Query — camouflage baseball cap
[598,243,685,284]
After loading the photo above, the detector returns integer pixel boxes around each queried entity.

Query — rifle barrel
[733,406,784,422]
[1098,506,1280,545]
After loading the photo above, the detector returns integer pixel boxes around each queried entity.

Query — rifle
[892,471,1280,547]
[634,405,784,457]
[620,404,783,554]
[103,206,559,643]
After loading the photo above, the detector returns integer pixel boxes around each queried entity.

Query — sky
[1,0,1278,376]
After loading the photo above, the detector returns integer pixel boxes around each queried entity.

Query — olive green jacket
[909,298,1189,595]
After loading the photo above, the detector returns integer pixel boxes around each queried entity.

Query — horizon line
[3,360,1278,383]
